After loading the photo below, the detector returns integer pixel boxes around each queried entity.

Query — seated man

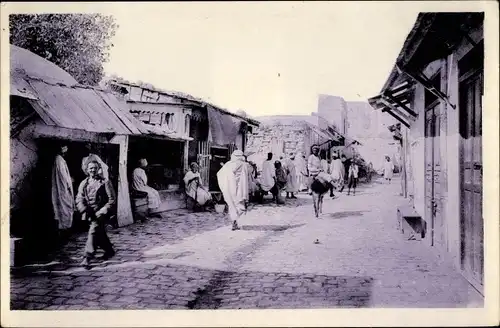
[183,162,213,209]
[131,158,162,216]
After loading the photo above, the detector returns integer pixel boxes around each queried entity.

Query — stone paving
[10,177,484,310]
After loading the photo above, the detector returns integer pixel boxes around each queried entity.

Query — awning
[206,105,244,146]
[368,80,415,128]
[368,13,484,123]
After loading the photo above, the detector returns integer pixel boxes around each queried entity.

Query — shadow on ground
[241,223,306,232]
[10,209,233,276]
[325,210,368,219]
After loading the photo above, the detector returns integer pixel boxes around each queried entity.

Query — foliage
[10,14,118,86]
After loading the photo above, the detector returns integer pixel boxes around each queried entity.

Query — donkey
[310,172,334,218]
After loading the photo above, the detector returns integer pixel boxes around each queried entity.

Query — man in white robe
[132,158,161,214]
[217,150,250,231]
[294,152,308,192]
[283,152,299,199]
[260,152,276,193]
[330,152,345,194]
[51,145,74,231]
[383,156,395,182]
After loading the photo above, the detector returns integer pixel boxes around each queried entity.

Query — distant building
[317,94,348,135]
[317,94,399,172]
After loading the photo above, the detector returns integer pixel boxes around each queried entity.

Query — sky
[100,2,422,117]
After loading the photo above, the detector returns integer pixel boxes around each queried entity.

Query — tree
[10,14,118,86]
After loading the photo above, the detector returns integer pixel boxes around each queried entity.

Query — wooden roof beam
[383,93,417,117]
[396,64,456,109]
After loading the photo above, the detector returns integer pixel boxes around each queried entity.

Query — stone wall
[246,120,310,170]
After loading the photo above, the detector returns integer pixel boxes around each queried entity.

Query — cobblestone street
[10,177,483,310]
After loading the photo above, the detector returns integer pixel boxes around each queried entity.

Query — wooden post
[183,140,189,173]
[110,135,134,227]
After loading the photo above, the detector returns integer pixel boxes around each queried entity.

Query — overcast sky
[101,2,422,117]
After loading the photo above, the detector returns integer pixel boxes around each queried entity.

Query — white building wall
[446,51,462,267]
[410,83,426,219]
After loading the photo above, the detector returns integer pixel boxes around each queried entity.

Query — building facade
[318,94,399,172]
[10,45,145,264]
[368,13,484,295]
[108,80,259,192]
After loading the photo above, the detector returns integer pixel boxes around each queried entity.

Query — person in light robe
[330,152,345,194]
[244,156,260,204]
[183,162,213,208]
[217,150,250,231]
[294,151,308,192]
[383,156,395,182]
[366,162,374,182]
[307,145,322,195]
[283,152,299,199]
[81,143,109,181]
[132,158,161,215]
[347,158,360,195]
[260,152,276,194]
[51,144,74,233]
[320,150,329,174]
[76,159,116,267]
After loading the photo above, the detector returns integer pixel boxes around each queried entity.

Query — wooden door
[197,141,211,188]
[459,69,483,292]
[424,102,443,246]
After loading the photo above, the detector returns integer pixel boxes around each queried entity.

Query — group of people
[306,145,361,197]
[52,144,166,267]
[213,146,366,230]
[51,141,397,265]
[52,144,117,267]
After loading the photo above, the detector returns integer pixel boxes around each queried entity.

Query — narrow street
[10,176,483,310]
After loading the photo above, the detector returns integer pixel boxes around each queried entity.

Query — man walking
[76,159,116,267]
[217,150,250,231]
[307,145,322,195]
[347,158,360,196]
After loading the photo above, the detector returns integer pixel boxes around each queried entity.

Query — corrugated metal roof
[25,81,144,135]
[109,80,260,126]
[10,44,148,136]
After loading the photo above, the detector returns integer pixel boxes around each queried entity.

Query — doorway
[459,43,484,293]
[424,73,444,248]
[209,146,230,191]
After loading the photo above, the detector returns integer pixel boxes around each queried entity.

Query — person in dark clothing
[339,154,350,192]
[271,160,287,204]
